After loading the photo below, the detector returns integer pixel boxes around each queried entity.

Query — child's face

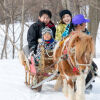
[62,14,71,24]
[43,32,52,40]
[39,14,50,25]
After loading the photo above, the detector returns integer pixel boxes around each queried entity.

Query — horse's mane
[53,37,69,61]
[68,31,94,60]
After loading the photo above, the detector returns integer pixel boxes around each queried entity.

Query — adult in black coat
[27,9,56,54]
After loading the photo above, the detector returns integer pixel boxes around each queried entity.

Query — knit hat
[42,27,53,38]
[72,14,90,25]
[59,10,72,19]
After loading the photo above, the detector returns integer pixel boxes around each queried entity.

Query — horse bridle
[68,46,93,71]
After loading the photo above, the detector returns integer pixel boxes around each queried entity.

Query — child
[34,27,57,62]
[56,10,72,41]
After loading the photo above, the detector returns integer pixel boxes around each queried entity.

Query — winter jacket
[27,20,56,54]
[56,22,66,41]
[62,24,70,37]
[62,23,90,38]
[34,39,57,61]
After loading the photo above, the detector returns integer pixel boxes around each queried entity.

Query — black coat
[27,20,56,54]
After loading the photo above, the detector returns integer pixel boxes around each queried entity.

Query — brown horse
[53,31,94,100]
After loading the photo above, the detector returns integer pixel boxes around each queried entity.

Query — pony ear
[75,36,81,43]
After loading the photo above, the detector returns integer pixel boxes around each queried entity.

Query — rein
[45,50,53,57]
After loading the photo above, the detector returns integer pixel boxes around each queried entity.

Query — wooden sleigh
[18,45,56,92]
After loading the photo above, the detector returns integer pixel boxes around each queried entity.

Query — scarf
[46,21,55,28]
[43,38,54,44]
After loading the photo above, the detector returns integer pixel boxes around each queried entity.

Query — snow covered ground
[0,58,100,100]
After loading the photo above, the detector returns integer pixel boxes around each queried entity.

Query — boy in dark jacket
[27,9,56,54]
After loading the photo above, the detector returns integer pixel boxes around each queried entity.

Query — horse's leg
[25,71,27,83]
[31,75,34,86]
[67,79,74,100]
[68,85,74,100]
[28,71,30,85]
[75,73,85,100]
[54,75,63,91]
[62,79,69,98]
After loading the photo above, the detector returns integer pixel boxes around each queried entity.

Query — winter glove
[30,45,36,53]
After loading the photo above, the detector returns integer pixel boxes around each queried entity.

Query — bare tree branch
[20,0,25,50]
[0,1,37,23]
[0,0,11,17]
[0,26,19,50]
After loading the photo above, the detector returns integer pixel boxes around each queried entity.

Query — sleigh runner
[18,44,58,91]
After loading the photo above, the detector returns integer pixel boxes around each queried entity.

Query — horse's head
[67,32,94,72]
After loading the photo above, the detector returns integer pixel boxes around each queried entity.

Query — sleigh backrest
[39,45,54,71]
[44,50,54,67]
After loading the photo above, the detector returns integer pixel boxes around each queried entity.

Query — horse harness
[58,32,93,75]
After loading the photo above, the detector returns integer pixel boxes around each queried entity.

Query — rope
[45,50,53,57]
